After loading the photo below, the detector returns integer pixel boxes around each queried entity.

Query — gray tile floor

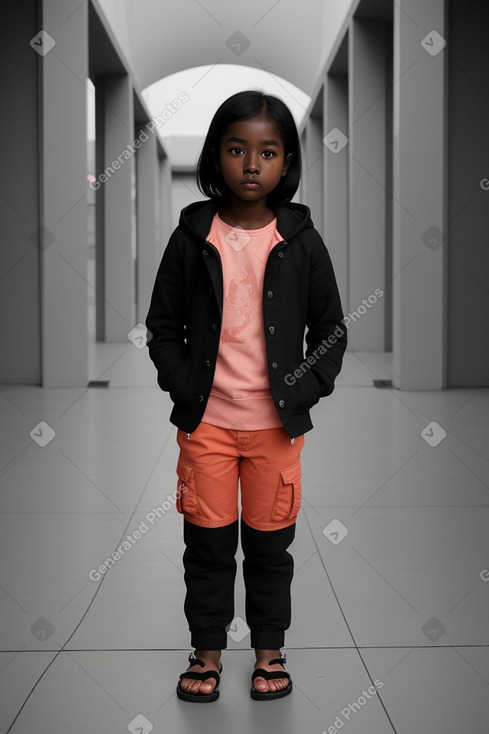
[1,342,489,733]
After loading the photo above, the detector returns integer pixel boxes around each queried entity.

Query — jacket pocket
[175,456,199,515]
[167,358,193,407]
[271,460,302,522]
[285,364,322,411]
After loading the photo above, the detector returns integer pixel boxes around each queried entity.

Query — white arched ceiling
[94,0,350,166]
[141,65,311,168]
[97,0,329,94]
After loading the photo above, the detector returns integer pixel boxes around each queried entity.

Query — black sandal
[250,651,292,700]
[176,651,222,703]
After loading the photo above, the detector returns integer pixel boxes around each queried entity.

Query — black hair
[196,90,302,207]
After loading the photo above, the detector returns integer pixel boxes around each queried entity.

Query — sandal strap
[252,652,289,682]
[251,668,290,682]
[181,651,222,682]
[188,651,205,667]
[252,668,290,682]
[179,669,220,683]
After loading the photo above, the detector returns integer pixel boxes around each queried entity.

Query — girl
[145,90,347,702]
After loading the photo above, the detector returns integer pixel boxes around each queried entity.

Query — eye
[229,147,243,155]
[262,150,276,158]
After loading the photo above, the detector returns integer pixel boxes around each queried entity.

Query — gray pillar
[136,130,159,323]
[95,80,105,343]
[298,131,307,203]
[392,0,447,389]
[304,114,324,237]
[323,73,349,312]
[41,0,88,386]
[446,0,489,386]
[103,75,135,341]
[0,0,40,383]
[158,158,173,253]
[348,18,387,351]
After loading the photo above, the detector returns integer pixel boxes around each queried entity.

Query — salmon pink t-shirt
[201,212,283,430]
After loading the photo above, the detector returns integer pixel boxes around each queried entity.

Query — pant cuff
[190,628,228,650]
[250,626,285,650]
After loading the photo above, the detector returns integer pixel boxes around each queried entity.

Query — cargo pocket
[175,456,199,516]
[271,460,302,522]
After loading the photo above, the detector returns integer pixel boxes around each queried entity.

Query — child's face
[211,115,291,207]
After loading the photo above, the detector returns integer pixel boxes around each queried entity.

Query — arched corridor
[1,1,488,731]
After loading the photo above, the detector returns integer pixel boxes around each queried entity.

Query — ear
[211,148,220,171]
[281,152,292,177]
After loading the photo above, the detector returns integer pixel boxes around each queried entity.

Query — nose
[243,152,259,174]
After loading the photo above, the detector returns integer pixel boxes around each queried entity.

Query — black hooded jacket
[145,199,347,438]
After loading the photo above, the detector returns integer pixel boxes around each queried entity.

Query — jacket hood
[179,199,314,243]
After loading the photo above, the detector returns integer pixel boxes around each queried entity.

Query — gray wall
[0,1,41,383]
[170,173,204,233]
[41,0,89,386]
[392,0,446,389]
[348,17,387,351]
[447,0,489,386]
[304,114,324,237]
[323,73,349,317]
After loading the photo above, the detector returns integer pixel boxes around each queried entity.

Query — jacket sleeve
[145,230,187,392]
[304,232,347,397]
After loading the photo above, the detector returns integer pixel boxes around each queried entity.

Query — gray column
[392,0,446,389]
[323,73,349,312]
[136,130,159,323]
[304,113,324,236]
[103,75,135,341]
[0,0,40,383]
[159,157,172,256]
[446,0,489,386]
[348,18,387,351]
[41,0,88,386]
[298,131,307,203]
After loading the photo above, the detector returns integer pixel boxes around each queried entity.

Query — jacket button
[204,360,211,368]
[209,324,217,332]
[272,362,278,370]
[278,399,285,408]
[202,249,208,256]
[268,326,275,335]
[197,395,204,402]
[278,251,284,258]
[267,290,273,299]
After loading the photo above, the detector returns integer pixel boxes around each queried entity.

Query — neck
[218,198,274,229]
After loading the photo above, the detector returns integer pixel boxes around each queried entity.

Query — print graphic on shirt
[221,265,261,343]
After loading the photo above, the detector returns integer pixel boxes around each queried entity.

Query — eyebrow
[224,136,280,147]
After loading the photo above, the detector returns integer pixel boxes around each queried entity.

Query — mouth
[241,180,260,188]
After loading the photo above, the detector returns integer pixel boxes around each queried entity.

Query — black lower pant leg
[182,518,239,650]
[240,517,296,650]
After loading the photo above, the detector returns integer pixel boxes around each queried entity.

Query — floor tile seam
[4,643,489,653]
[300,506,361,651]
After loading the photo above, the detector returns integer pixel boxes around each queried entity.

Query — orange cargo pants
[175,422,305,650]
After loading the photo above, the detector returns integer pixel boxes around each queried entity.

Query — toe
[253,676,268,692]
[199,680,215,694]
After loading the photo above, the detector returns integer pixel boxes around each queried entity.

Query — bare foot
[179,650,221,696]
[253,649,290,693]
